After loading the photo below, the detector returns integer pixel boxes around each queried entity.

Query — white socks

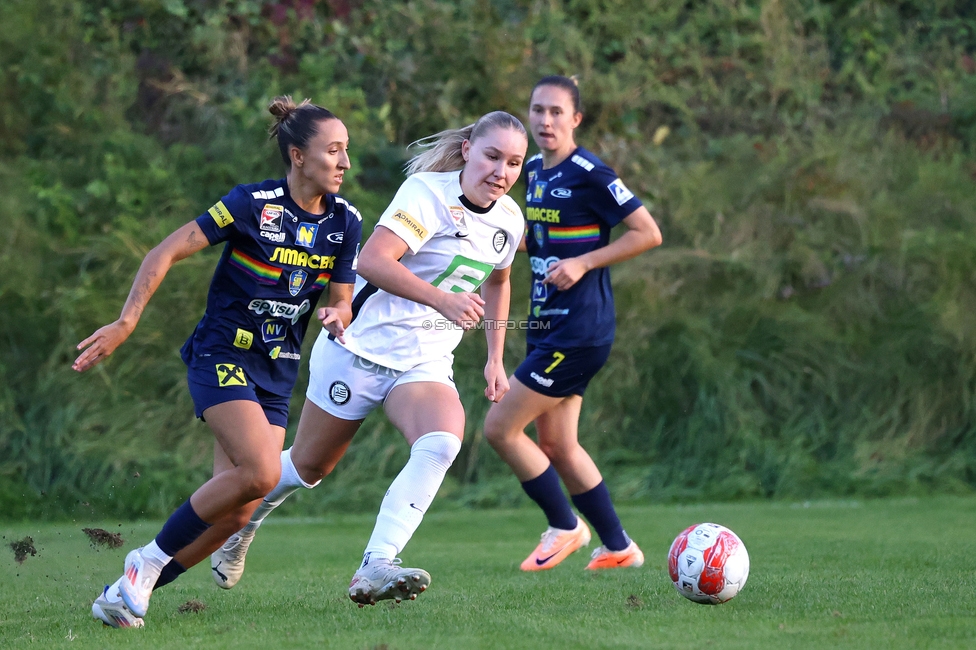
[243,448,320,534]
[363,431,462,561]
[135,541,172,586]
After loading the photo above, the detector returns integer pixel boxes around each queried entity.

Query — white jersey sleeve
[375,176,444,253]
[494,196,523,270]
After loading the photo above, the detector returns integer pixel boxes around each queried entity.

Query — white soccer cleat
[92,583,144,628]
[211,529,256,589]
[119,548,154,618]
[348,557,431,607]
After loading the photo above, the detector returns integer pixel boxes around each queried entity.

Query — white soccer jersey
[338,170,524,371]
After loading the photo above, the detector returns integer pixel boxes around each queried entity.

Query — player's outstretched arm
[543,206,662,291]
[357,226,485,328]
[72,221,211,373]
[480,265,512,402]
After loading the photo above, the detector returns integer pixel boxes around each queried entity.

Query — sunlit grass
[2,496,975,648]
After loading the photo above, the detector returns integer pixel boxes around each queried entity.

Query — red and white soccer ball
[668,523,749,604]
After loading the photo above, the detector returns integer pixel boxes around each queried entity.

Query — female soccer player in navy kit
[484,76,662,571]
[73,97,362,627]
[208,111,527,606]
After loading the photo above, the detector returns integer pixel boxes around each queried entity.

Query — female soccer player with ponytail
[484,76,662,571]
[211,111,527,606]
[74,97,362,627]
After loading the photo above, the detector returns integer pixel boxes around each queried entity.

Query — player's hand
[543,257,590,290]
[484,358,510,402]
[436,291,485,330]
[72,321,132,373]
[319,307,346,344]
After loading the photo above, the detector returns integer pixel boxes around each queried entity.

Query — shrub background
[2,0,975,519]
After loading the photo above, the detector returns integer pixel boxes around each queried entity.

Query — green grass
[2,497,975,649]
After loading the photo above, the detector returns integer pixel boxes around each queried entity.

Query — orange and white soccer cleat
[585,540,645,570]
[520,517,592,571]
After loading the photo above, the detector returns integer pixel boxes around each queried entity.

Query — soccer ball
[667,523,749,604]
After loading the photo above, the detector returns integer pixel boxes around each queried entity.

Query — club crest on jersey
[260,204,283,232]
[288,269,308,296]
[608,178,635,206]
[531,181,547,203]
[261,319,287,343]
[533,223,545,247]
[493,229,508,253]
[296,222,319,248]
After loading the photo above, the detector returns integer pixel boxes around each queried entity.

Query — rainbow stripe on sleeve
[313,273,331,288]
[229,249,283,285]
[548,224,601,243]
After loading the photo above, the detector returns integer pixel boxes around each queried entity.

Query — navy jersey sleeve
[194,185,252,245]
[587,166,643,228]
[332,201,363,285]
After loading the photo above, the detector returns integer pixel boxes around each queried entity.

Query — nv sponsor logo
[261,318,287,343]
[269,247,336,269]
[247,298,310,324]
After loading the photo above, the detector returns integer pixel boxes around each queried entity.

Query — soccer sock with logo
[362,431,462,561]
[521,464,578,531]
[244,448,321,534]
[571,481,629,551]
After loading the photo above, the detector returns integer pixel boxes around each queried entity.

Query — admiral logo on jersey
[260,204,283,231]
[208,201,234,228]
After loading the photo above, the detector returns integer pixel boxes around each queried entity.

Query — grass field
[2,497,975,649]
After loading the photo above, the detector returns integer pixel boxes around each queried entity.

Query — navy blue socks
[521,465,578,531]
[152,559,187,591]
[154,499,211,557]
[572,481,628,551]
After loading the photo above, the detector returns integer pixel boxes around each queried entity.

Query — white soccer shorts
[306,336,457,421]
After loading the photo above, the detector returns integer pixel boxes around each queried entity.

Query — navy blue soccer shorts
[513,343,612,398]
[186,363,290,428]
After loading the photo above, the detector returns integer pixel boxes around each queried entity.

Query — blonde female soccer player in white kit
[209,111,528,606]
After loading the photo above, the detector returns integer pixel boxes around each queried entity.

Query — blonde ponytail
[404,111,527,176]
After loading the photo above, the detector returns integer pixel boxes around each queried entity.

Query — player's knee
[538,438,572,464]
[482,410,511,447]
[412,431,462,469]
[239,462,281,501]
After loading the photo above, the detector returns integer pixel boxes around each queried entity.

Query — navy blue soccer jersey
[180,178,362,396]
[524,147,643,347]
